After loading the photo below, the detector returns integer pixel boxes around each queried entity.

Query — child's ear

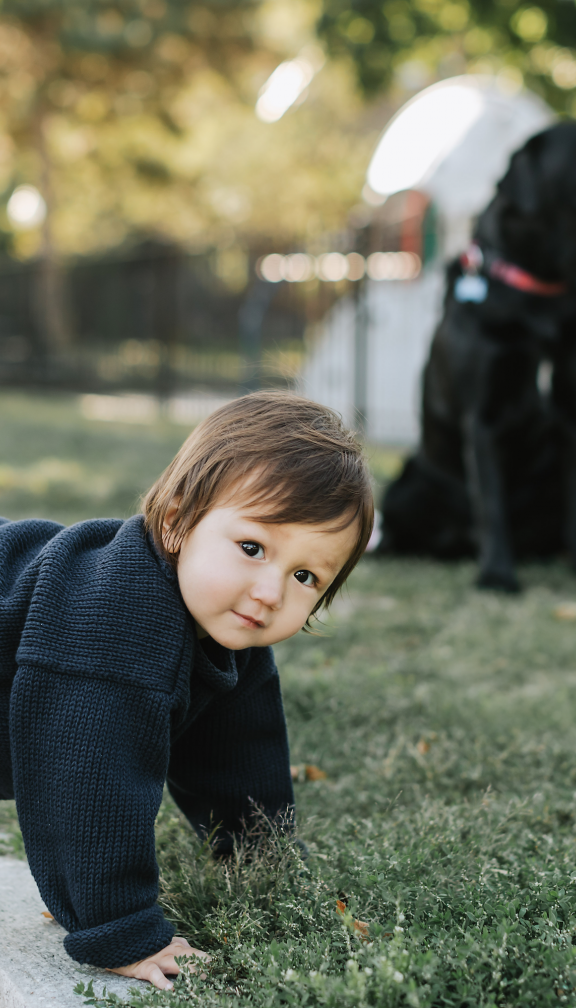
[162,503,180,553]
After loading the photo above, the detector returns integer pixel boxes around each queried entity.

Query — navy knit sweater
[0,514,294,968]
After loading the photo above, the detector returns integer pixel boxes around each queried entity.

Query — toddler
[0,391,373,990]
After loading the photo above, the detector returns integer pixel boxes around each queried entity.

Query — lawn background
[3,391,576,1006]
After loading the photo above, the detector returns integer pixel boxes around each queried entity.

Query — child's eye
[240,541,264,559]
[294,569,316,587]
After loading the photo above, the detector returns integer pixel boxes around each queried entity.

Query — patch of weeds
[75,800,576,1007]
[0,799,24,858]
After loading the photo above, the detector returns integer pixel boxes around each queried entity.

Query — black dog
[381,122,576,591]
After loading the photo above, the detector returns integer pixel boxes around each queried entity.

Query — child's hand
[106,936,209,991]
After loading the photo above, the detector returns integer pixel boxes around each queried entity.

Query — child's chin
[208,628,259,650]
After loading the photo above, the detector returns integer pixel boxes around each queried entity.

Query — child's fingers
[155,950,184,972]
[172,935,209,955]
[170,937,211,967]
[106,939,210,989]
[134,960,175,990]
[108,956,177,989]
[156,950,208,976]
[175,944,210,962]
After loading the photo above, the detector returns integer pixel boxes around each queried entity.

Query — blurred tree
[317,0,576,113]
[0,0,374,351]
[0,0,265,347]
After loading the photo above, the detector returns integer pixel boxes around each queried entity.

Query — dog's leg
[560,418,576,570]
[551,338,576,570]
[564,430,576,567]
[463,413,520,592]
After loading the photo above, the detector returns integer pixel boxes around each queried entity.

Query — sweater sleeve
[167,647,295,856]
[9,665,175,968]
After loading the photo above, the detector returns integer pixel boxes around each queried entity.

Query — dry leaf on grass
[416,738,430,755]
[336,899,369,939]
[554,602,576,620]
[290,764,328,782]
[305,764,327,781]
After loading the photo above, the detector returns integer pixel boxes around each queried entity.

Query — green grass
[0,390,187,524]
[4,392,576,1006]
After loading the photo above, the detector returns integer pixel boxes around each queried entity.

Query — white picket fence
[299,265,446,445]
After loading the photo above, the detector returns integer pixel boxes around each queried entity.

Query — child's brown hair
[143,390,373,616]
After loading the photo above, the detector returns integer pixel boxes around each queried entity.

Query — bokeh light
[317,252,349,282]
[255,58,316,123]
[366,251,421,280]
[257,251,418,283]
[257,254,285,282]
[346,252,366,280]
[7,185,47,230]
[282,253,316,282]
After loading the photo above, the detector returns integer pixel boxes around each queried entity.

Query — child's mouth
[232,610,264,629]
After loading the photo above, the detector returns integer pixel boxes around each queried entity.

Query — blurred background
[1,0,575,523]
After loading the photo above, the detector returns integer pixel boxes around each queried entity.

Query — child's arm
[168,646,295,852]
[9,664,178,969]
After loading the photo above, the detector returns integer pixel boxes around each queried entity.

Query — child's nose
[250,570,284,609]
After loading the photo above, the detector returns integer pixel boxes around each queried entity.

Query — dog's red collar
[461,243,567,298]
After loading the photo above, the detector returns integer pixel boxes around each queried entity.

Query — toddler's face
[167,502,358,649]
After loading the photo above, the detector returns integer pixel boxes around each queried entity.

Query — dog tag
[454,275,488,303]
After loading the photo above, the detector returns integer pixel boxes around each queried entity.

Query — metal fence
[0,240,310,396]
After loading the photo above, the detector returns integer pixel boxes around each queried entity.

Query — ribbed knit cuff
[64,904,175,968]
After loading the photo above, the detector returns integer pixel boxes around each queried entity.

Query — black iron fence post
[237,277,281,392]
[353,273,368,435]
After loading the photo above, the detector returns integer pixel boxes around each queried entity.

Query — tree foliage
[1,0,258,66]
[0,0,373,261]
[317,0,576,113]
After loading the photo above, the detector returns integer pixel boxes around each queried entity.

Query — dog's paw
[476,569,521,593]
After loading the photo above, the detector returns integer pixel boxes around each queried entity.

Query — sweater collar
[194,634,239,693]
[146,528,179,586]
